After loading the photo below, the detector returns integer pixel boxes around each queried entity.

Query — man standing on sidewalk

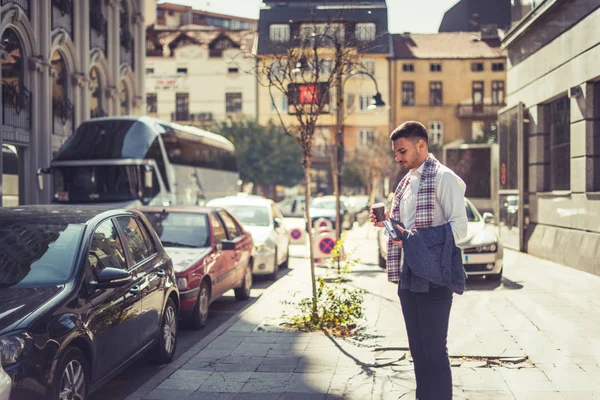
[370,121,468,400]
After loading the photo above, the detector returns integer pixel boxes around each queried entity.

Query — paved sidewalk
[126,225,600,400]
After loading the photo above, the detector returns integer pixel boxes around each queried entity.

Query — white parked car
[0,363,10,400]
[377,198,503,280]
[208,194,290,280]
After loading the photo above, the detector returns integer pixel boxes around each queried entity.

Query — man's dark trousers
[398,285,453,400]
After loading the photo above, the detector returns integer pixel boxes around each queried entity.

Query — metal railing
[2,80,31,130]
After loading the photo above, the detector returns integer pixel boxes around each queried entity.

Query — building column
[104,0,119,115]
[133,7,145,116]
[570,83,594,194]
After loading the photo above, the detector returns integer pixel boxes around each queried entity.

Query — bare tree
[353,132,400,203]
[255,20,363,320]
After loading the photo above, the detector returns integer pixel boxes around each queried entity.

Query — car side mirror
[482,212,494,224]
[221,240,236,251]
[92,267,132,289]
[274,218,282,228]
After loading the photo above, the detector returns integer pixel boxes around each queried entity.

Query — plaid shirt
[387,154,441,282]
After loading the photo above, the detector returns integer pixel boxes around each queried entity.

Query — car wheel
[192,282,210,330]
[234,263,252,301]
[50,347,88,400]
[281,246,290,269]
[486,267,503,281]
[153,298,178,364]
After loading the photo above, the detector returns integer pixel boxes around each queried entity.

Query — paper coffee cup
[372,202,386,222]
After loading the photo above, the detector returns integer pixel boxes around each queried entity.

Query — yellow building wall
[390,58,506,144]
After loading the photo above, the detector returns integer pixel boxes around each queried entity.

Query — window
[430,63,442,72]
[429,81,443,106]
[547,96,570,191]
[175,93,189,121]
[146,93,157,114]
[355,23,376,42]
[88,219,127,276]
[358,95,373,112]
[471,62,484,72]
[211,213,227,245]
[359,128,375,146]
[116,217,152,265]
[594,82,600,191]
[176,67,187,74]
[492,62,505,72]
[472,81,484,112]
[226,92,242,113]
[402,63,414,72]
[428,122,443,145]
[360,60,376,76]
[300,23,344,47]
[146,68,154,74]
[218,211,241,239]
[402,81,415,106]
[271,95,288,114]
[228,67,239,74]
[492,81,505,105]
[270,24,290,42]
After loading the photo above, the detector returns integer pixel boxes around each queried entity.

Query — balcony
[2,81,31,130]
[456,103,505,119]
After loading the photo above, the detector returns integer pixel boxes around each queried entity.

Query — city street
[113,221,600,399]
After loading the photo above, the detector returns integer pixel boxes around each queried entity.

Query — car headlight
[176,277,188,290]
[476,243,498,253]
[255,243,266,252]
[0,331,31,366]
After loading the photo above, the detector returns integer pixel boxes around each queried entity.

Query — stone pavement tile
[230,344,273,357]
[572,357,600,366]
[512,392,565,400]
[278,393,327,400]
[231,394,280,400]
[285,372,335,393]
[327,372,373,397]
[498,368,556,392]
[267,343,307,357]
[562,392,600,399]
[455,368,510,391]
[240,372,292,393]
[189,393,235,400]
[257,356,302,372]
[528,348,575,366]
[212,360,262,373]
[463,390,515,399]
[142,389,194,399]
[195,372,252,393]
[536,365,600,392]
[203,337,245,351]
[157,370,213,391]
[581,365,600,385]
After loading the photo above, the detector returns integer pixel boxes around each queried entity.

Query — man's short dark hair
[390,121,429,143]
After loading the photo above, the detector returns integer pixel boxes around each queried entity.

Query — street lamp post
[333,69,385,263]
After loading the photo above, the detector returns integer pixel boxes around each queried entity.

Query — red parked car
[142,207,254,329]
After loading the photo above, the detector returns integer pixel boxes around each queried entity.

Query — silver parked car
[377,198,503,280]
[208,194,290,280]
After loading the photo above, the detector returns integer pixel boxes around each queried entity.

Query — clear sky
[159,0,459,34]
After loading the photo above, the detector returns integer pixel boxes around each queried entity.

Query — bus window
[146,137,170,192]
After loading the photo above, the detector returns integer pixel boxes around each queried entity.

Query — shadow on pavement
[466,276,524,291]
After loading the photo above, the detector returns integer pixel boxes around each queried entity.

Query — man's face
[392,137,426,170]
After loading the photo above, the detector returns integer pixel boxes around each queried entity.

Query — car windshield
[311,199,336,209]
[466,203,480,222]
[0,222,84,288]
[143,212,210,248]
[221,205,270,227]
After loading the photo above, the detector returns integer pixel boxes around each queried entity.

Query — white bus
[39,116,239,207]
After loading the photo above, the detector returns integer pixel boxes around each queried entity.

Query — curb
[124,269,292,400]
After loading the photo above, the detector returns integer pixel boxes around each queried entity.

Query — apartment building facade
[0,0,146,206]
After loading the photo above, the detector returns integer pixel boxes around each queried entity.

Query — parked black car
[0,206,179,400]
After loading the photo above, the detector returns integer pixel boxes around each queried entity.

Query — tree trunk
[303,155,318,321]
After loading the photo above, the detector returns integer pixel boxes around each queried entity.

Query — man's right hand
[369,210,389,228]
